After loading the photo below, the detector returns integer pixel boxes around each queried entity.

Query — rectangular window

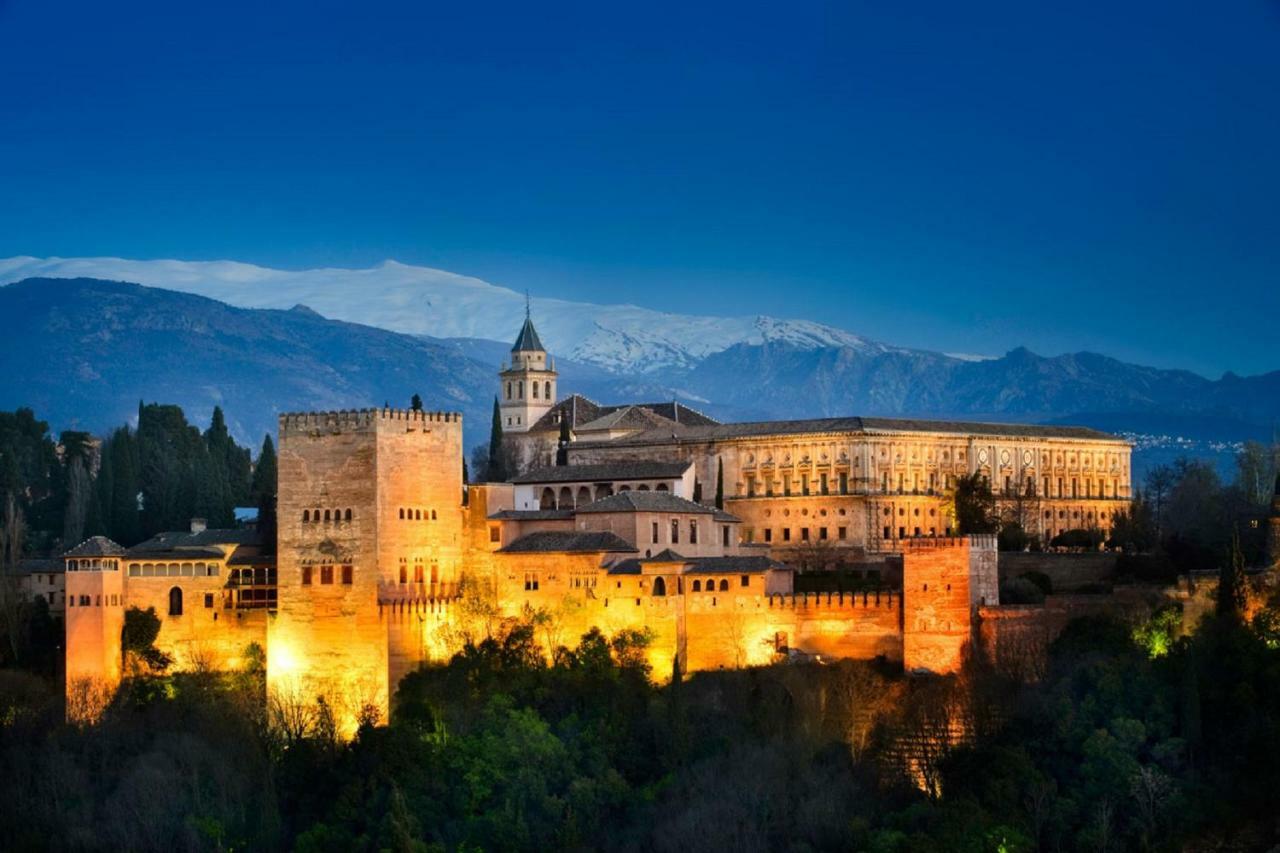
[820,473,829,495]
[819,527,828,540]
[414,564,424,583]
[671,519,680,544]
[764,529,772,543]
[489,526,500,543]
[741,574,749,587]
[800,527,809,541]
[204,593,214,608]
[722,525,730,546]
[782,528,791,542]
[320,565,334,585]
[341,565,353,585]
[690,520,698,544]
[302,566,313,585]
[652,521,659,544]
[839,472,848,495]
[838,526,847,540]
[883,525,891,539]
[801,474,809,496]
[898,526,906,539]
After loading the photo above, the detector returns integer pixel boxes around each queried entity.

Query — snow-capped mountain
[0,256,897,374]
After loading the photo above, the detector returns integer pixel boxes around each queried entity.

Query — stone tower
[62,536,127,718]
[498,300,556,434]
[270,407,465,736]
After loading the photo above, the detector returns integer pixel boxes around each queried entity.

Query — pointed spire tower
[498,295,557,433]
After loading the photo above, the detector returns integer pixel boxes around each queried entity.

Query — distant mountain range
[1,262,1277,480]
[0,256,900,374]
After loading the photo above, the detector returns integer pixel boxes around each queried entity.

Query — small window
[345,509,352,522]
[431,510,437,521]
[690,520,698,544]
[819,527,828,540]
[652,521,659,544]
[489,526,501,543]
[204,593,214,608]
[740,574,749,587]
[303,509,310,522]
[718,579,729,591]
[320,565,334,585]
[764,529,773,543]
[838,526,847,540]
[168,587,183,616]
[302,566,313,585]
[671,519,680,544]
[341,565,353,585]
[692,580,701,592]
[782,528,791,542]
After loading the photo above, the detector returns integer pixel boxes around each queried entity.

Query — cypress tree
[487,397,508,482]
[715,458,724,510]
[252,435,278,554]
[1219,527,1248,623]
[410,394,423,412]
[109,428,141,545]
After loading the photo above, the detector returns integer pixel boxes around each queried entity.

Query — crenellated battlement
[768,590,900,610]
[279,407,463,434]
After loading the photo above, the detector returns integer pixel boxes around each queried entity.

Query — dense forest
[0,593,1279,851]
[0,404,274,555]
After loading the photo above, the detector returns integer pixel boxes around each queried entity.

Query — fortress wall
[764,591,903,663]
[126,574,267,671]
[999,552,1116,591]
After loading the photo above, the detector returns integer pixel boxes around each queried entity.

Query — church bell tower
[498,299,556,433]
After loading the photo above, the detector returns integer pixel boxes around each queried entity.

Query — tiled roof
[62,536,126,558]
[682,555,789,574]
[574,406,677,434]
[498,531,637,554]
[574,491,715,515]
[511,316,545,352]
[527,395,720,434]
[643,549,686,563]
[128,528,261,554]
[607,558,643,575]
[487,509,576,521]
[124,546,227,560]
[712,509,740,523]
[14,558,63,575]
[511,460,690,485]
[573,415,1119,446]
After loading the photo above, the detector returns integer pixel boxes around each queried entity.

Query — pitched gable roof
[498,531,637,554]
[575,491,716,515]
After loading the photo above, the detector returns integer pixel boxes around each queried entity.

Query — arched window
[399,508,405,519]
[559,486,573,508]
[303,509,310,522]
[671,519,680,543]
[577,486,591,506]
[431,509,437,520]
[692,579,701,592]
[332,508,339,523]
[168,586,183,616]
[532,382,539,398]
[719,579,729,592]
[540,487,556,510]
[638,484,650,492]
[544,381,551,399]
[345,509,352,522]
[519,380,524,398]
[655,483,669,492]
[415,509,422,520]
[324,509,331,522]
[653,576,667,596]
[690,520,698,544]
[399,565,407,583]
[506,381,512,399]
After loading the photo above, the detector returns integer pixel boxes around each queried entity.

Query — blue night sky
[1,1,1278,377]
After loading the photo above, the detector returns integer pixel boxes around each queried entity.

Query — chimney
[190,518,207,534]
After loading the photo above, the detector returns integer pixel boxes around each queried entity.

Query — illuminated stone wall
[125,574,267,672]
[901,538,976,674]
[64,562,126,700]
[271,409,458,734]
